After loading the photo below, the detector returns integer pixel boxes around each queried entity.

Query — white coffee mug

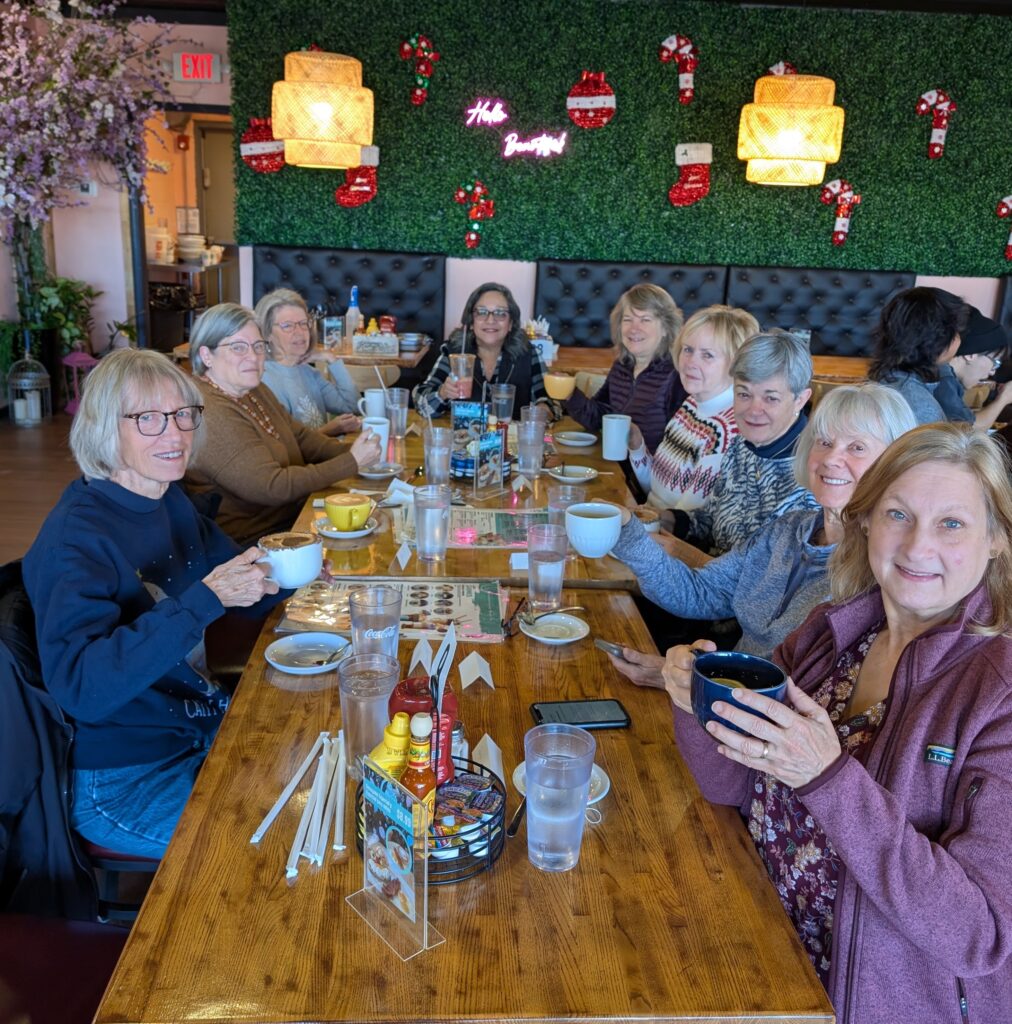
[602,414,632,461]
[257,532,323,588]
[564,502,623,559]
[362,416,390,457]
[357,388,386,418]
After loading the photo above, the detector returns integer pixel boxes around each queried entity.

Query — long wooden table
[94,587,833,1024]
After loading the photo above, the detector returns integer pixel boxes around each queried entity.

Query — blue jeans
[71,743,210,859]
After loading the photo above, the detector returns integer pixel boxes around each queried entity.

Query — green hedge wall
[228,0,1012,276]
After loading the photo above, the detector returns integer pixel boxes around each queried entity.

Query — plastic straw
[251,731,328,844]
[373,365,390,395]
[332,731,348,851]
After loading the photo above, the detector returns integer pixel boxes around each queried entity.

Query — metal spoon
[506,797,527,838]
[519,605,586,625]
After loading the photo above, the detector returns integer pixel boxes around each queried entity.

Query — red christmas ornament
[464,231,481,249]
[335,146,379,208]
[566,71,616,129]
[239,117,285,174]
[768,60,798,76]
[400,33,439,106]
[997,194,1012,261]
[668,143,712,207]
[659,34,698,105]
[819,179,861,246]
[411,87,428,106]
[454,180,495,250]
[915,88,956,159]
[468,199,495,221]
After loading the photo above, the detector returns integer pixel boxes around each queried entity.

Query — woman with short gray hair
[186,302,381,546]
[24,348,283,858]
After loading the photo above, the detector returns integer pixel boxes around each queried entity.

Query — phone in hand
[530,698,631,730]
[594,637,628,661]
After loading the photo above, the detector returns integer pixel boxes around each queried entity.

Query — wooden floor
[0,414,79,565]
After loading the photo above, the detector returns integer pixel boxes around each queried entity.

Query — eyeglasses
[275,319,311,334]
[474,307,510,321]
[218,339,269,357]
[122,406,204,436]
[991,356,1002,371]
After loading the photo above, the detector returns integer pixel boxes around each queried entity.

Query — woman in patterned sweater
[629,305,759,522]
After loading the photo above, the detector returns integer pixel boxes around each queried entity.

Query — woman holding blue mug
[664,424,1012,1021]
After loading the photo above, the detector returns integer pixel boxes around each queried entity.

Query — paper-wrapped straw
[315,741,340,864]
[251,731,328,844]
[303,738,330,863]
[286,753,324,879]
[333,731,348,851]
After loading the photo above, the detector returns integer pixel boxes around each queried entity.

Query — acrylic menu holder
[347,757,445,960]
[473,429,505,499]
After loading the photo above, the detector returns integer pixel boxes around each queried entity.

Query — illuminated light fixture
[737,74,844,186]
[272,50,373,169]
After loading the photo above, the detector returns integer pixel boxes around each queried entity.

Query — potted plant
[38,276,102,353]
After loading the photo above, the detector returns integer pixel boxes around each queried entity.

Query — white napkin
[471,733,504,783]
[408,638,433,675]
[395,542,412,568]
[509,552,529,571]
[405,422,422,437]
[433,624,457,711]
[459,650,494,690]
[382,478,416,506]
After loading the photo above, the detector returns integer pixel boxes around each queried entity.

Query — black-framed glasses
[474,307,510,321]
[122,406,204,436]
[275,319,311,334]
[218,339,269,356]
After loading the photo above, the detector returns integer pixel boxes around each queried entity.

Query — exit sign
[173,52,222,83]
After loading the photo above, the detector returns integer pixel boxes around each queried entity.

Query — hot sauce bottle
[400,712,437,829]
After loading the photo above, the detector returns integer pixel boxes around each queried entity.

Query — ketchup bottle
[388,676,458,784]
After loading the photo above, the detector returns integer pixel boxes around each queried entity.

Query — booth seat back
[253,246,446,342]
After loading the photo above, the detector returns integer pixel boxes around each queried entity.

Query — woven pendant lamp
[737,74,844,186]
[272,50,373,169]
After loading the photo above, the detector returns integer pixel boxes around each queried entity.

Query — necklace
[203,376,280,439]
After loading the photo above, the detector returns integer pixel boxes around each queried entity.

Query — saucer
[547,465,599,483]
[554,431,597,447]
[264,633,350,675]
[519,613,590,645]
[358,462,403,480]
[512,761,610,804]
[314,516,379,541]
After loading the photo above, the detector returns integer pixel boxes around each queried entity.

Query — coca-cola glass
[348,585,402,657]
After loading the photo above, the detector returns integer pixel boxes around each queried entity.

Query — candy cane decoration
[998,194,1012,261]
[820,179,861,247]
[659,34,698,105]
[768,60,798,76]
[915,88,956,159]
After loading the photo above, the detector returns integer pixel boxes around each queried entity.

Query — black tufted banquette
[725,266,915,357]
[252,246,446,342]
[534,259,728,348]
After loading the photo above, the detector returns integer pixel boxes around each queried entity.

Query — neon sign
[465,98,509,127]
[502,130,568,159]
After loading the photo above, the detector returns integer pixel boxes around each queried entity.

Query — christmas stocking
[335,146,380,208]
[668,143,712,207]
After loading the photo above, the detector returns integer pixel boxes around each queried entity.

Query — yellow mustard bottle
[368,712,412,779]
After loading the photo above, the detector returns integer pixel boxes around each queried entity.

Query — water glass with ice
[527,523,567,613]
[413,484,451,561]
[490,383,516,425]
[384,388,410,439]
[516,420,545,478]
[338,653,400,779]
[423,427,453,486]
[524,724,596,872]
[520,404,550,426]
[348,585,402,657]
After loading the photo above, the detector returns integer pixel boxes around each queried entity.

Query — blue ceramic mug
[691,651,787,735]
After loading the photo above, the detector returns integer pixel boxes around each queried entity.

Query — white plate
[314,515,379,541]
[546,465,599,483]
[358,462,404,480]
[519,613,590,645]
[512,761,610,804]
[554,431,597,447]
[265,633,350,675]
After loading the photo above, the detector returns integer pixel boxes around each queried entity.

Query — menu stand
[347,758,445,961]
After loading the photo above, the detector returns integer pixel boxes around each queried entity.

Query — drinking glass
[490,383,516,425]
[348,585,402,657]
[520,404,549,426]
[527,523,567,613]
[338,653,400,780]
[423,426,453,486]
[516,421,545,478]
[413,484,451,561]
[525,724,596,872]
[547,484,587,559]
[384,387,410,439]
[449,353,476,399]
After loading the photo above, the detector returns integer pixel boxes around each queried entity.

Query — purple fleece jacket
[674,584,1012,1024]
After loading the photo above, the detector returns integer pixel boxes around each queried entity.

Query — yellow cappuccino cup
[544,372,576,400]
[324,493,376,531]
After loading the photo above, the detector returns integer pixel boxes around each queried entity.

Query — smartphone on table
[530,698,631,730]
[594,637,628,661]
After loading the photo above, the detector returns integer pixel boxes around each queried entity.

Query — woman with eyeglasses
[412,282,555,418]
[256,288,362,436]
[185,303,381,546]
[24,349,285,857]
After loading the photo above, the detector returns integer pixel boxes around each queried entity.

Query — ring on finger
[759,740,769,759]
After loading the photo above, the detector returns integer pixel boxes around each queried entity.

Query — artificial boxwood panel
[228,0,1012,276]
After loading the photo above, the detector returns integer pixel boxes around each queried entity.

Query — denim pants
[71,742,210,859]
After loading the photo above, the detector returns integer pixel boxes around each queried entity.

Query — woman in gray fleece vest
[607,384,916,686]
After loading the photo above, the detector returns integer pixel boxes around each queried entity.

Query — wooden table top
[95,587,833,1024]
[170,342,431,370]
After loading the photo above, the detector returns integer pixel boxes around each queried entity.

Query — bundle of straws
[250,730,348,879]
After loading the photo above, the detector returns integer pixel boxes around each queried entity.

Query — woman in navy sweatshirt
[24,350,280,858]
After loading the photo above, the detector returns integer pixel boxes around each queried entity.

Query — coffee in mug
[257,532,323,588]
[564,502,623,559]
[324,493,376,531]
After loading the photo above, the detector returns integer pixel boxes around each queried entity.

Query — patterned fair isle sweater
[629,387,738,513]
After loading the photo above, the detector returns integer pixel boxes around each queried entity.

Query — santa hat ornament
[567,71,616,130]
[819,179,861,246]
[658,34,698,105]
[915,88,956,159]
[240,117,285,174]
[668,143,712,207]
[998,194,1012,260]
[335,146,380,208]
